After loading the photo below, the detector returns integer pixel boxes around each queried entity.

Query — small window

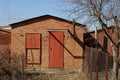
[25,33,41,64]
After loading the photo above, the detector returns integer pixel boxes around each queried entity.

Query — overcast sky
[0,0,71,26]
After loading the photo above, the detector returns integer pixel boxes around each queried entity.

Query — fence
[83,46,113,80]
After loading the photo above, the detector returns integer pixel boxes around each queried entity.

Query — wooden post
[106,53,108,80]
[86,46,89,80]
[73,19,76,37]
[90,48,93,80]
[95,27,98,80]
[95,51,98,80]
[103,36,108,80]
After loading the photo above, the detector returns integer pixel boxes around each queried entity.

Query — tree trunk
[112,46,119,80]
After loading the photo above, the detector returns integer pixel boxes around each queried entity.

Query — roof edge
[9,14,86,28]
[0,28,11,33]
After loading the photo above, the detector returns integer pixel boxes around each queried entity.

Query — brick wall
[0,29,11,49]
[0,29,11,62]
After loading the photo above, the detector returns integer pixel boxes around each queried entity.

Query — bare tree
[62,0,120,80]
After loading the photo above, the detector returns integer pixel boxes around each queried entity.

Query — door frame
[48,30,64,68]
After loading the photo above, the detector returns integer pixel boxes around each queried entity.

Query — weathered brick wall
[0,30,11,62]
[0,30,11,49]
[11,17,85,69]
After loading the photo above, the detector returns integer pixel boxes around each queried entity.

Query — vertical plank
[85,46,89,80]
[106,53,108,80]
[95,51,98,80]
[90,48,93,80]
[26,33,40,48]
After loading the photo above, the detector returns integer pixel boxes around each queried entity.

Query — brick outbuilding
[10,15,86,69]
[83,27,120,71]
[0,28,11,49]
[0,28,11,62]
[84,27,118,55]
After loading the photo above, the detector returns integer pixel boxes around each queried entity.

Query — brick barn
[10,15,86,69]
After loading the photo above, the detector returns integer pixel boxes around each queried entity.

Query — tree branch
[114,16,120,47]
[98,16,117,47]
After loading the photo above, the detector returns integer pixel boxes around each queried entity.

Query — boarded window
[27,49,40,64]
[26,33,40,48]
[26,33,41,64]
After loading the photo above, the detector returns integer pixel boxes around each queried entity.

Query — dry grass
[0,49,86,80]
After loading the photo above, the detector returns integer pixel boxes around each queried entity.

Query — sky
[0,0,72,26]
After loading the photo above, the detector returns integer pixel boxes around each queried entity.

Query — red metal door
[49,32,64,68]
